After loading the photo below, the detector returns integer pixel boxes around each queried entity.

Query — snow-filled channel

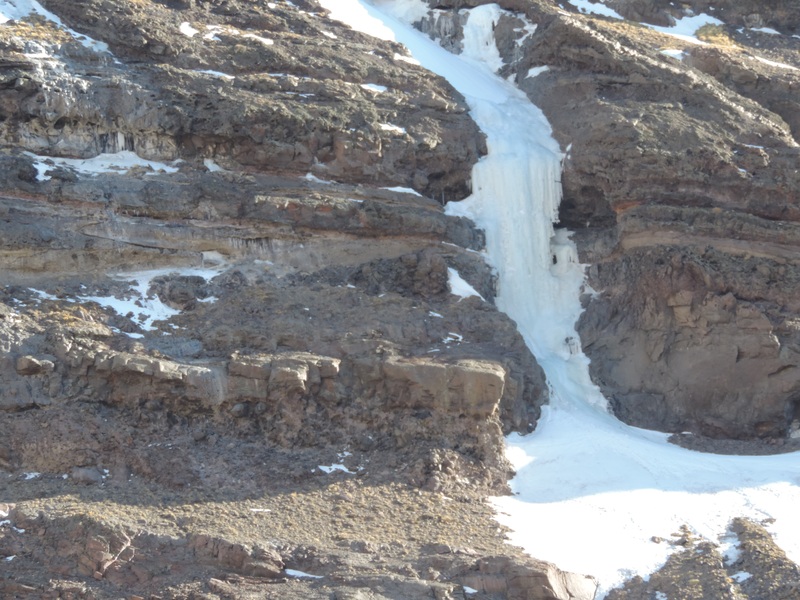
[319,1,800,597]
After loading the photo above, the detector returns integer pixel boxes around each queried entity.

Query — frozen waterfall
[319,1,800,597]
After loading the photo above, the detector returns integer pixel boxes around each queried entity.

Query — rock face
[2,501,597,600]
[419,0,800,439]
[0,0,596,598]
[544,9,800,440]
[2,0,800,597]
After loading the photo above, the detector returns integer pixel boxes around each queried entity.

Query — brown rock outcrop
[1,503,596,599]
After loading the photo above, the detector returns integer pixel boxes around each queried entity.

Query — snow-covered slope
[321,1,800,596]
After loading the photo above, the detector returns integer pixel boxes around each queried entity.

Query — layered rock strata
[0,0,599,598]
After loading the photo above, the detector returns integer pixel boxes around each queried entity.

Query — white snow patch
[0,0,39,22]
[361,83,388,93]
[243,33,274,46]
[204,158,225,172]
[646,13,724,45]
[0,516,25,533]
[719,529,741,565]
[0,0,110,53]
[283,91,314,98]
[22,41,53,60]
[23,472,40,480]
[447,268,484,302]
[567,0,623,20]
[28,288,58,301]
[654,593,667,600]
[196,69,235,80]
[318,464,354,474]
[81,266,223,331]
[428,311,443,318]
[660,49,685,60]
[464,586,478,595]
[751,27,780,35]
[25,151,180,181]
[495,439,800,597]
[202,251,227,267]
[731,571,752,583]
[373,0,429,26]
[753,56,799,71]
[381,185,421,196]
[526,65,549,79]
[286,568,323,579]
[303,172,333,184]
[250,508,272,513]
[321,30,337,39]
[83,287,177,331]
[515,19,538,46]
[379,123,406,134]
[28,156,52,181]
[179,21,199,37]
[393,52,420,65]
